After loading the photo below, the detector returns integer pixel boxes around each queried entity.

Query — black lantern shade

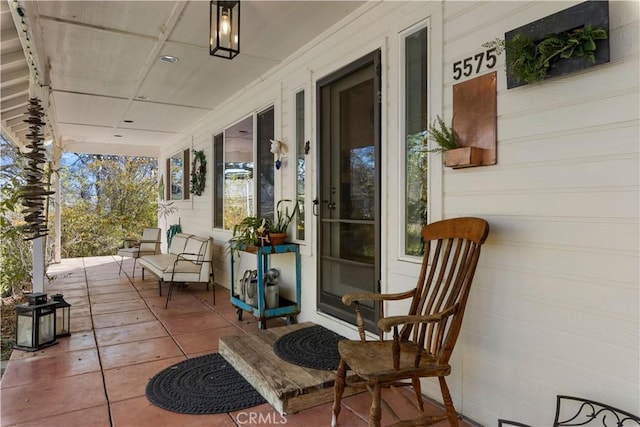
[15,293,57,351]
[51,294,71,337]
[210,0,240,59]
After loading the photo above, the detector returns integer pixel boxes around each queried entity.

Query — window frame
[292,86,307,243]
[398,17,443,261]
[166,148,190,201]
[211,105,276,231]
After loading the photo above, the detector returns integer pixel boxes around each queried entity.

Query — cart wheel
[236,308,243,321]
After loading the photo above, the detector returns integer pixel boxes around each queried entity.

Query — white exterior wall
[158,1,640,425]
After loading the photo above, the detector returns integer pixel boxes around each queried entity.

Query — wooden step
[219,322,359,415]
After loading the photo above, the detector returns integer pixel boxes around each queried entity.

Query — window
[212,107,275,230]
[167,149,190,200]
[404,25,428,256]
[294,90,306,240]
[213,133,224,228]
[256,107,275,221]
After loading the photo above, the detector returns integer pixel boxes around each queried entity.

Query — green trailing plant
[484,25,608,84]
[424,115,457,153]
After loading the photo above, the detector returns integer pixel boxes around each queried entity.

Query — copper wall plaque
[452,71,497,167]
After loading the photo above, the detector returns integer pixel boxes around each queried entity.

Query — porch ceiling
[0,0,364,157]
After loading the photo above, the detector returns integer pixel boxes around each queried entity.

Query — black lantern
[15,293,57,351]
[51,294,71,338]
[210,0,240,59]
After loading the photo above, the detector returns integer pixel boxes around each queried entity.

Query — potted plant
[227,199,300,255]
[227,215,270,256]
[425,115,457,153]
[267,199,299,245]
[425,115,483,168]
[484,24,608,88]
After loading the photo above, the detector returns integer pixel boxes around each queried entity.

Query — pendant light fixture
[210,1,240,59]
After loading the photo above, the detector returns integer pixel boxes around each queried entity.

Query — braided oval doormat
[273,324,347,371]
[146,353,266,414]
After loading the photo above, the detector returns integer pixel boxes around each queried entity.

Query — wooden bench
[139,233,215,308]
[499,395,640,427]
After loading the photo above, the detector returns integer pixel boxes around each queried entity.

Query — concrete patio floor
[0,256,474,427]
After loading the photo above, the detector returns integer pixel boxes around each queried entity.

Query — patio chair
[331,217,490,427]
[117,227,161,278]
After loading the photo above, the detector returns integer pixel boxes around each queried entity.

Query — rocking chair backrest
[400,217,489,365]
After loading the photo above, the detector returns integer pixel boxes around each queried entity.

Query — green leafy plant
[424,115,457,153]
[485,25,608,85]
[0,177,32,297]
[269,199,300,234]
[227,215,270,256]
[226,199,300,255]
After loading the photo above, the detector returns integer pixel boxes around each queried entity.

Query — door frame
[315,49,382,331]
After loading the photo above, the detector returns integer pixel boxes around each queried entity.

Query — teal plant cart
[230,243,301,329]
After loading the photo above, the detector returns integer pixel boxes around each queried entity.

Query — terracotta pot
[269,233,287,246]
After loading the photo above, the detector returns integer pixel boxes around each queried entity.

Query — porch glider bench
[139,233,215,308]
[498,395,640,427]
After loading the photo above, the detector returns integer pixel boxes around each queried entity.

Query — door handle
[313,198,336,216]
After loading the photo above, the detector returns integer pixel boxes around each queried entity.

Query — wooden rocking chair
[331,217,490,427]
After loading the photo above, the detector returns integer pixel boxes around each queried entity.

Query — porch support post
[32,236,45,293]
[51,142,62,263]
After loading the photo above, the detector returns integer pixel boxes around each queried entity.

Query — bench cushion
[140,235,212,284]
[168,233,192,255]
[140,254,177,275]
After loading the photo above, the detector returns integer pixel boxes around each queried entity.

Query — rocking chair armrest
[138,239,161,244]
[377,304,459,333]
[342,289,416,306]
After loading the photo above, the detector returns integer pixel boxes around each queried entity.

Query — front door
[316,50,381,331]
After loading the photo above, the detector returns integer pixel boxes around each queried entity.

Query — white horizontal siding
[441,0,640,424]
[155,1,640,425]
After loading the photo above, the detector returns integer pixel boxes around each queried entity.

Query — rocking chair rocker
[331,217,489,427]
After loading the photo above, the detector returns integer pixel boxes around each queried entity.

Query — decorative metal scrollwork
[556,396,640,427]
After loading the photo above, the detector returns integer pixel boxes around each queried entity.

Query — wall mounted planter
[449,71,497,168]
[505,0,610,89]
[444,147,484,169]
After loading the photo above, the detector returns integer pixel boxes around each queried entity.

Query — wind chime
[20,97,53,240]
[13,98,63,352]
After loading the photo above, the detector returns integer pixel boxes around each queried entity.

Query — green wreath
[190,150,207,196]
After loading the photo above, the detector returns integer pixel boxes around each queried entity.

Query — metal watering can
[264,268,280,309]
[241,269,258,307]
[238,268,279,308]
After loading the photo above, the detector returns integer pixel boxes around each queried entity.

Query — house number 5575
[453,47,498,80]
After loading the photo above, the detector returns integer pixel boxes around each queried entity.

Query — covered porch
[0,257,469,426]
[1,0,638,425]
